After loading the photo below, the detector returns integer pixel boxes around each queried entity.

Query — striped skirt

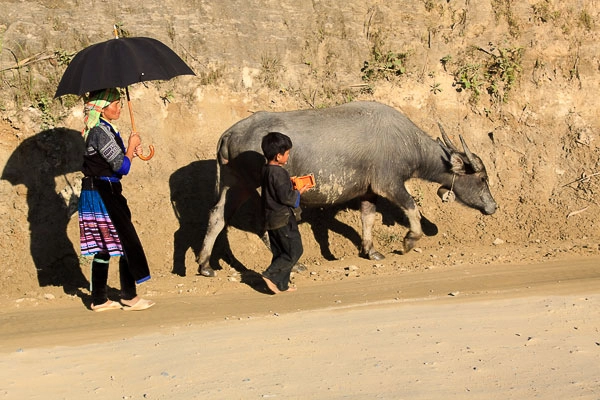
[78,188,124,256]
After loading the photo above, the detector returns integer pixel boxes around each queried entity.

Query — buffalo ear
[449,153,466,175]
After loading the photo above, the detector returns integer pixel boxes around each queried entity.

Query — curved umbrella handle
[124,87,154,161]
[138,144,155,161]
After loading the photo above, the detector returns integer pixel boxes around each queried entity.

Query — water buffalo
[197,101,497,277]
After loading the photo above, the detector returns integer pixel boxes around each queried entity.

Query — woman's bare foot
[91,300,122,312]
[120,296,155,311]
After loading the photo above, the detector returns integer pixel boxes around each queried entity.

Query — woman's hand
[126,132,142,160]
[128,132,141,149]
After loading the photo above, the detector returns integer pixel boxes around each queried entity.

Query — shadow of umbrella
[1,128,88,292]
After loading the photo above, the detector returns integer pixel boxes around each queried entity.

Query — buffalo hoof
[198,265,216,277]
[401,240,417,255]
[292,263,307,273]
[368,251,385,261]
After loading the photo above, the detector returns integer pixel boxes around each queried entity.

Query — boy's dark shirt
[262,164,300,230]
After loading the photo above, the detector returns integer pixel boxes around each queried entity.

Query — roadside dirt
[0,0,599,316]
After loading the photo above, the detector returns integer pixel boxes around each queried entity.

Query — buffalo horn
[438,122,459,152]
[459,135,477,166]
[437,138,451,156]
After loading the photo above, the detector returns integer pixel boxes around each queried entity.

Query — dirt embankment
[0,1,599,304]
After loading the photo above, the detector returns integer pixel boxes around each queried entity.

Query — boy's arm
[273,169,301,207]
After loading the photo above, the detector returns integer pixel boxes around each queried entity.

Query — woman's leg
[95,180,151,283]
[119,256,137,301]
[91,253,110,305]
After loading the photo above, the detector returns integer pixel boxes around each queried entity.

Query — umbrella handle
[125,86,155,161]
[138,145,155,161]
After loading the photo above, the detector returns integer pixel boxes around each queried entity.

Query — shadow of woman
[1,128,88,294]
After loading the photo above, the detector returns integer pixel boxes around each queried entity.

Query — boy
[260,131,310,293]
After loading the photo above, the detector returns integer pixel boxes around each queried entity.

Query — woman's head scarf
[83,88,121,139]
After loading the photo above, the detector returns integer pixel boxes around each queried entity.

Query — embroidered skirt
[78,187,124,256]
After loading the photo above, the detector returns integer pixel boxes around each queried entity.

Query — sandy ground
[1,255,599,399]
[2,2,600,399]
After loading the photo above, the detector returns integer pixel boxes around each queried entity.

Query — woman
[78,88,154,312]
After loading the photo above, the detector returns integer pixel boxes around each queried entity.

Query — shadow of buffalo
[169,161,439,285]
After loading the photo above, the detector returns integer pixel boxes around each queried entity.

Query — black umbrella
[55,29,195,160]
[54,36,195,97]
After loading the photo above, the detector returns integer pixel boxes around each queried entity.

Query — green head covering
[83,88,121,138]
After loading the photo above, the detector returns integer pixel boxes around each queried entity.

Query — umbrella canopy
[54,35,195,160]
[54,36,195,98]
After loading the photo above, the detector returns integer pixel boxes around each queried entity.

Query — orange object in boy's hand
[291,173,315,190]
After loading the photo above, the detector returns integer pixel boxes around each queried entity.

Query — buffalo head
[437,123,497,215]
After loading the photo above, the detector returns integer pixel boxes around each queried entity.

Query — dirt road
[1,257,599,399]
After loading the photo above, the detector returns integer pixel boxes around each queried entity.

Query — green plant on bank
[491,0,520,38]
[167,21,176,42]
[57,94,80,109]
[361,49,408,82]
[579,10,593,31]
[113,23,130,38]
[54,49,75,66]
[33,93,57,130]
[485,46,523,103]
[430,82,442,95]
[259,54,283,89]
[361,31,408,82]
[532,0,560,23]
[440,55,452,71]
[454,63,483,102]
[199,64,224,85]
[449,43,523,105]
[160,90,174,105]
[297,73,357,110]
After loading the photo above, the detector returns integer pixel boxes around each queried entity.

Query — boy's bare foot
[283,286,297,292]
[262,276,280,294]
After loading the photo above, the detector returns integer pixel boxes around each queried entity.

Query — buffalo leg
[400,206,423,254]
[360,195,385,260]
[382,186,423,254]
[196,184,256,276]
[196,186,230,276]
